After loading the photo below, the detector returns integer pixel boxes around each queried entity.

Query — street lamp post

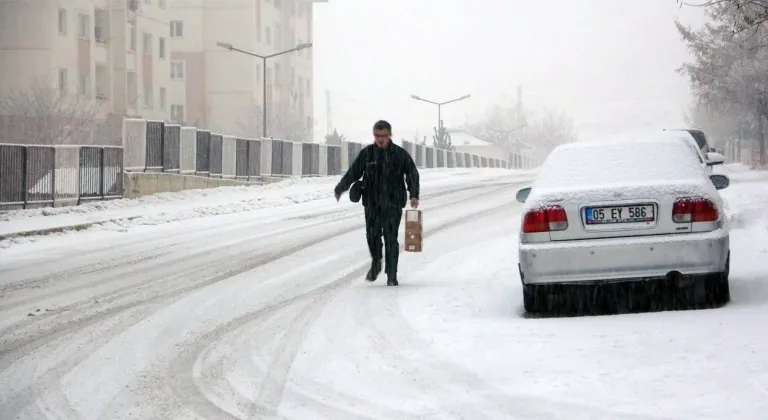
[216,41,313,138]
[410,94,471,130]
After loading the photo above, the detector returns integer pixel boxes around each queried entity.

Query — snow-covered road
[1,166,767,420]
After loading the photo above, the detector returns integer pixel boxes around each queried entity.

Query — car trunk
[540,182,704,241]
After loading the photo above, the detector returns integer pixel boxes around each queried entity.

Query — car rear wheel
[706,251,730,306]
[522,283,540,313]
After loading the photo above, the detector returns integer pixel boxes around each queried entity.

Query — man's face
[373,128,391,148]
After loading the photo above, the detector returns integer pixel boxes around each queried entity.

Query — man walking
[334,120,420,286]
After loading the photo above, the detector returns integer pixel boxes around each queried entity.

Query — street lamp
[216,41,314,137]
[410,94,471,130]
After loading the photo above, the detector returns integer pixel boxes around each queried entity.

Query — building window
[298,76,304,95]
[77,13,90,39]
[58,69,68,94]
[129,23,137,51]
[159,37,166,59]
[78,74,90,96]
[171,104,184,122]
[159,87,166,109]
[58,9,68,35]
[143,84,153,107]
[266,68,272,85]
[290,67,295,87]
[170,20,183,37]
[159,0,166,9]
[94,9,108,44]
[171,60,184,79]
[265,27,271,44]
[142,33,152,56]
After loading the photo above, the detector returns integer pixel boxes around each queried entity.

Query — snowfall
[0,164,766,420]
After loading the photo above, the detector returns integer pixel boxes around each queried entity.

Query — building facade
[0,0,173,144]
[167,0,318,141]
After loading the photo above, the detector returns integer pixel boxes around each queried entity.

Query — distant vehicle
[666,130,726,173]
[664,128,726,171]
[515,133,731,314]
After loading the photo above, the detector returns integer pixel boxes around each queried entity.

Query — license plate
[585,204,655,225]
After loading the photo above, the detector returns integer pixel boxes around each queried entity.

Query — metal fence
[0,143,123,210]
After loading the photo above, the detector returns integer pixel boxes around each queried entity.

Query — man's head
[373,120,392,148]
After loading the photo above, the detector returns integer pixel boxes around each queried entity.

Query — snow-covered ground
[0,168,532,246]
[0,164,766,419]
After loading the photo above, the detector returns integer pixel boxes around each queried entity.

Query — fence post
[179,126,197,174]
[260,138,273,179]
[122,118,147,172]
[99,147,105,199]
[292,142,302,178]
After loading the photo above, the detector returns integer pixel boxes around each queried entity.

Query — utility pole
[216,41,313,138]
[410,94,471,130]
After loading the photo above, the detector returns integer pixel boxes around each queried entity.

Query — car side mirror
[516,187,531,203]
[709,174,729,190]
[705,152,726,166]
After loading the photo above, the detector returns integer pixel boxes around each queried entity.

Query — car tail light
[672,197,718,223]
[522,205,568,233]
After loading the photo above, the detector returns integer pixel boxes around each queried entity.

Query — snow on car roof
[530,135,713,197]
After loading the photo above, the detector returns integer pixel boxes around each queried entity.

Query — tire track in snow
[0,182,519,419]
[138,185,523,420]
[357,210,682,420]
[0,183,506,348]
[0,181,506,308]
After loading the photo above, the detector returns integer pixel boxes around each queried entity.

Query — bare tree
[676,3,768,166]
[0,78,111,145]
[462,100,574,162]
[677,0,768,47]
[524,108,578,157]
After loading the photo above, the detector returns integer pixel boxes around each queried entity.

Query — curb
[0,216,142,241]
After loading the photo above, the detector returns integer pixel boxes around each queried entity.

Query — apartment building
[167,0,320,141]
[0,0,173,143]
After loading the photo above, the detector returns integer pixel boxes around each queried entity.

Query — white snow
[0,168,535,246]
[527,136,718,206]
[0,163,766,419]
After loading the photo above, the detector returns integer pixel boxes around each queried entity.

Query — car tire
[523,283,542,313]
[708,251,731,306]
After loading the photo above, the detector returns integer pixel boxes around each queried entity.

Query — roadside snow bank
[0,168,535,243]
[715,164,768,230]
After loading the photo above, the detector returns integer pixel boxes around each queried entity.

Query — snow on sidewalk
[0,168,535,241]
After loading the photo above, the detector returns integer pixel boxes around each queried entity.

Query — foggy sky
[311,0,708,143]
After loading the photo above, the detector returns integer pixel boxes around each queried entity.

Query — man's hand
[335,191,341,202]
[410,197,419,208]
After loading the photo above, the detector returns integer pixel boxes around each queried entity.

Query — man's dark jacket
[334,142,420,208]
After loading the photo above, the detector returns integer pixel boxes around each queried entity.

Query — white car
[664,128,726,172]
[515,133,731,314]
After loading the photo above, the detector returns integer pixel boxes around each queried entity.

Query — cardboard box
[404,209,423,252]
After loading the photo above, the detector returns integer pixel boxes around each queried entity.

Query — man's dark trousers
[364,204,403,277]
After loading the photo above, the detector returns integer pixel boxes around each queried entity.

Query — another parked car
[664,128,726,171]
[515,133,731,314]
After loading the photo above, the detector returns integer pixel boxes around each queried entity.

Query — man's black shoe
[387,274,398,287]
[366,260,382,281]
